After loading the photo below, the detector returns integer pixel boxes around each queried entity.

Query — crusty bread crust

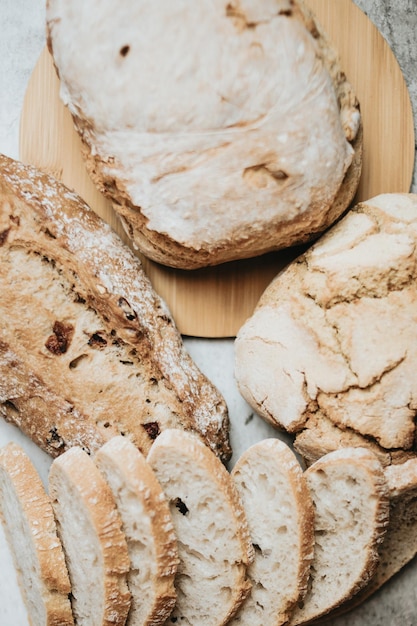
[49,446,131,626]
[147,429,254,625]
[0,442,74,626]
[94,436,179,626]
[46,0,362,269]
[0,154,230,461]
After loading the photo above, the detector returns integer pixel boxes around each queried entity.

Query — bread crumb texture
[235,194,417,464]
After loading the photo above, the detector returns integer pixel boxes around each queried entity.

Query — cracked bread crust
[235,193,417,460]
[46,0,362,269]
[0,155,230,461]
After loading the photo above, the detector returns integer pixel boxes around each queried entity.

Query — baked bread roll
[46,0,362,269]
[0,154,230,461]
[147,428,254,625]
[230,438,314,626]
[49,446,132,626]
[288,447,389,625]
[235,193,417,464]
[0,442,74,626]
[94,436,178,626]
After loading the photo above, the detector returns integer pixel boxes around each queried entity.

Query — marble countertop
[0,1,416,624]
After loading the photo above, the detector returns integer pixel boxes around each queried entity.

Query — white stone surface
[0,1,416,624]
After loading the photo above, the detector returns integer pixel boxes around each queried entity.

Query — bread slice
[0,154,230,462]
[288,447,390,625]
[147,429,253,625]
[46,0,361,269]
[0,442,73,626]
[229,438,315,626]
[48,446,131,626]
[325,457,417,619]
[94,436,178,625]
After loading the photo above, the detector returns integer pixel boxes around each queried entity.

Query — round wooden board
[19,0,415,338]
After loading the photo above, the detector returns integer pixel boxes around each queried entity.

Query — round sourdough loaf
[235,193,417,465]
[46,0,362,269]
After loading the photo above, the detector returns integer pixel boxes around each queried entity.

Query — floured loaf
[46,0,362,269]
[235,193,417,463]
[0,154,230,461]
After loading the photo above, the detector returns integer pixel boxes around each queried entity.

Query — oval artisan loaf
[0,154,230,462]
[46,0,362,269]
[0,442,74,626]
[235,193,417,465]
[147,428,254,626]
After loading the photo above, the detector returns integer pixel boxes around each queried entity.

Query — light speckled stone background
[0,1,416,624]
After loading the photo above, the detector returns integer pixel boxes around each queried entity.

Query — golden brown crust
[49,447,132,626]
[0,442,74,625]
[0,154,231,461]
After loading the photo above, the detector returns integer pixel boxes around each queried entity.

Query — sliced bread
[0,154,230,462]
[147,429,254,625]
[288,447,390,625]
[48,446,131,626]
[229,438,315,626]
[94,436,178,625]
[0,442,73,626]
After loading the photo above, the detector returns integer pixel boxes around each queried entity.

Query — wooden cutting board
[19,0,415,337]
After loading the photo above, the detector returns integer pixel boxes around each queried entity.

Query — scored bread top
[46,0,361,268]
[0,154,230,461]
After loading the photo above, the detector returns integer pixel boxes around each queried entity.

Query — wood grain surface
[19,0,415,337]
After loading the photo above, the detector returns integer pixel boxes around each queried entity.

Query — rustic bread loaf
[287,447,389,625]
[0,442,74,626]
[94,436,178,626]
[46,0,361,269]
[235,193,417,463]
[0,154,230,461]
[49,446,131,626]
[147,428,254,625]
[229,438,315,626]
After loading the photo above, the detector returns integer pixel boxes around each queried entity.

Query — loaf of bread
[94,436,178,626]
[288,447,390,625]
[0,154,230,461]
[235,193,417,465]
[46,0,361,269]
[49,446,132,626]
[230,438,314,626]
[0,442,74,626]
[147,429,254,625]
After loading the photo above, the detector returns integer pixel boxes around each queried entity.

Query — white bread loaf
[0,154,230,462]
[94,436,178,626]
[0,442,74,626]
[46,0,361,269]
[230,438,315,626]
[48,446,131,626]
[288,447,390,625]
[235,193,417,464]
[147,429,254,625]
